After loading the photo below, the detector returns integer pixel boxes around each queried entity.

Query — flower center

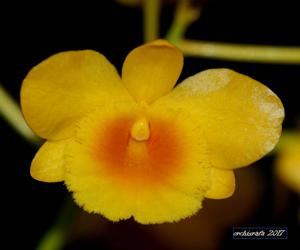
[93,114,185,186]
[130,117,150,141]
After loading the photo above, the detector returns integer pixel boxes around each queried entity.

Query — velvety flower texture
[21,40,284,224]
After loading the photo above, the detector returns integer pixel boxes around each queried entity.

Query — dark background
[0,0,299,249]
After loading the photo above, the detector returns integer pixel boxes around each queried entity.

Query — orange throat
[92,115,185,186]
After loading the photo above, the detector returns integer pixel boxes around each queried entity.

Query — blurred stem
[143,0,160,42]
[176,39,300,64]
[0,85,41,145]
[166,0,200,44]
[36,198,77,250]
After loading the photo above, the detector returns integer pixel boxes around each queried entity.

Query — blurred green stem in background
[177,39,300,64]
[166,0,200,44]
[164,0,300,64]
[143,0,161,41]
[0,85,41,145]
[36,198,77,250]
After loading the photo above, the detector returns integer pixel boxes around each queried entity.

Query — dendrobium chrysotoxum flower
[21,40,284,224]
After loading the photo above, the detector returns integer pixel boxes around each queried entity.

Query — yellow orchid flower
[21,39,284,224]
[275,132,300,194]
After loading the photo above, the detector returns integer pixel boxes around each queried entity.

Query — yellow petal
[205,168,235,199]
[122,39,183,103]
[132,185,202,224]
[65,102,213,223]
[21,50,132,140]
[30,140,67,182]
[154,68,284,169]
